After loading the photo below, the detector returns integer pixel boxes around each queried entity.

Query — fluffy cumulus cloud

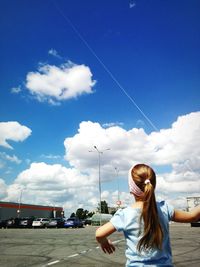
[25,62,96,104]
[63,111,200,208]
[0,179,8,199]
[3,162,99,214]
[2,161,131,214]
[1,112,200,213]
[65,111,200,169]
[149,112,200,164]
[0,121,32,149]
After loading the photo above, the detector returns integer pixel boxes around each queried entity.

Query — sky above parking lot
[0,0,200,215]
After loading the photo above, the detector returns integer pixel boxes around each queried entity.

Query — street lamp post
[115,167,121,208]
[17,189,23,218]
[89,146,110,226]
[61,210,64,218]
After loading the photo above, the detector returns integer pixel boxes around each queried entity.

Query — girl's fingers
[101,242,115,254]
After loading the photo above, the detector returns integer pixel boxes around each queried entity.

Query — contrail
[51,0,158,131]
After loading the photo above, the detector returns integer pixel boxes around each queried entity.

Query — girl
[96,163,200,266]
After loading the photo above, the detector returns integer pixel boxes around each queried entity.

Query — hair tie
[144,179,151,185]
[128,168,144,197]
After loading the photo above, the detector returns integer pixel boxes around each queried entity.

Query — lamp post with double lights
[89,146,110,225]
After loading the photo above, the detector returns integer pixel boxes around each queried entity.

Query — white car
[32,218,50,228]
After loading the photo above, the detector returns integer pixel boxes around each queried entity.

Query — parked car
[64,217,84,228]
[0,219,7,228]
[32,218,50,228]
[19,217,35,228]
[6,218,20,228]
[47,218,65,228]
[84,218,92,225]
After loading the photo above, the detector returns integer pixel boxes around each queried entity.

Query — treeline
[70,200,111,220]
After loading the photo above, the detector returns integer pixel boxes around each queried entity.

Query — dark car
[64,217,84,228]
[19,217,35,228]
[6,218,20,228]
[0,219,7,228]
[47,218,65,228]
[84,218,92,225]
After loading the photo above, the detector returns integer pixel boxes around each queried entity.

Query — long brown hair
[131,164,163,252]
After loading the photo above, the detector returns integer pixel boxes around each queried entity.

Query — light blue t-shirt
[110,201,174,267]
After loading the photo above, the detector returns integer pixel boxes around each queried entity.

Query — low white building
[91,213,112,226]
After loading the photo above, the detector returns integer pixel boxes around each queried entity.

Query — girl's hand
[96,222,117,254]
[99,239,115,254]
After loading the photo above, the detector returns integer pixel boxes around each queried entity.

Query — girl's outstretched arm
[172,205,200,223]
[96,222,116,254]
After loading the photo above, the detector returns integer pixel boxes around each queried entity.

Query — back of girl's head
[130,163,163,252]
[131,164,156,194]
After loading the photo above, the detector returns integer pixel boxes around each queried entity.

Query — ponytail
[137,182,163,252]
[131,164,163,252]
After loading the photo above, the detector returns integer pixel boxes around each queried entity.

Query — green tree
[75,208,89,219]
[98,200,109,214]
[87,211,95,218]
[70,212,76,218]
[70,209,94,219]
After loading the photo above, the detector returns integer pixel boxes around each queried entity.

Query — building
[91,213,112,226]
[0,201,64,220]
[186,196,200,227]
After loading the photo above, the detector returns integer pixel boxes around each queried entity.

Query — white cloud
[64,121,152,174]
[11,86,21,94]
[1,112,200,212]
[149,112,200,164]
[40,154,61,160]
[102,122,124,128]
[64,111,200,170]
[0,152,21,164]
[0,179,8,199]
[63,111,200,208]
[25,62,96,104]
[156,173,200,194]
[48,49,62,59]
[103,190,133,208]
[0,160,5,169]
[0,121,32,149]
[129,1,136,9]
[3,162,99,213]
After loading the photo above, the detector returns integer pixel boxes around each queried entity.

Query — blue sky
[0,0,200,214]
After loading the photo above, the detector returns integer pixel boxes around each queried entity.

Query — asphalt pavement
[0,223,199,267]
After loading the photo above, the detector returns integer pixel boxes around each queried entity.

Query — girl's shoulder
[111,206,141,231]
[157,200,174,209]
[157,201,175,220]
[115,206,142,218]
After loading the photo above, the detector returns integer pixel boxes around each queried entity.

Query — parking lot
[0,223,199,267]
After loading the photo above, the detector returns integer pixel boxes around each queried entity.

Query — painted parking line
[44,238,124,266]
[47,260,60,266]
[67,253,79,258]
